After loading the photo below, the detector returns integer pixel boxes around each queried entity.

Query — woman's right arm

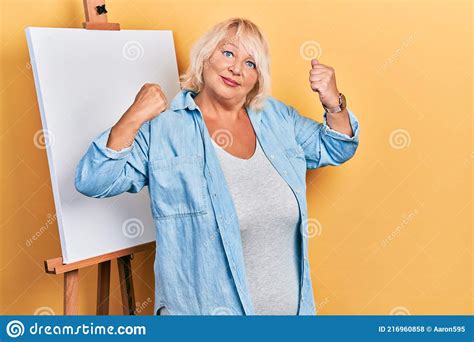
[74,83,168,198]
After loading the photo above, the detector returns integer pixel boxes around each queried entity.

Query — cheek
[202,63,220,84]
[209,54,229,69]
[244,72,259,88]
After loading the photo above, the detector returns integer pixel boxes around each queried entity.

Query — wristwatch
[322,92,346,113]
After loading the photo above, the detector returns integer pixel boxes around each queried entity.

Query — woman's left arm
[288,105,360,169]
[309,58,354,137]
[288,58,360,169]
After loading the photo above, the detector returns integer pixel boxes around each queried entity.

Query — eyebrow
[223,42,254,61]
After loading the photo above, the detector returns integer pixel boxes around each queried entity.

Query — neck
[194,87,246,122]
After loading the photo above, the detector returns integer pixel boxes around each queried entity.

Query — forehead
[220,34,253,59]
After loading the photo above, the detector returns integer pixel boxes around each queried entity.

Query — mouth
[220,76,240,87]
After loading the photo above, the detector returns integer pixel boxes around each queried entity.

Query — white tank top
[211,137,301,315]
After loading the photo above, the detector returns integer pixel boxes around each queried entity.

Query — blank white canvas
[25,27,181,264]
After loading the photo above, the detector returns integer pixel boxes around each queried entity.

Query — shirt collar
[170,88,199,111]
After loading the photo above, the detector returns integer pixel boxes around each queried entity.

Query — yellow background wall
[0,0,471,315]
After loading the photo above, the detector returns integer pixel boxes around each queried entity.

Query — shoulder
[149,108,190,127]
[146,108,198,144]
[261,95,295,122]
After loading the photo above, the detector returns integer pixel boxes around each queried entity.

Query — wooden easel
[82,0,120,30]
[45,241,155,315]
[44,0,155,316]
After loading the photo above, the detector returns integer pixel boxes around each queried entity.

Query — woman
[75,17,360,316]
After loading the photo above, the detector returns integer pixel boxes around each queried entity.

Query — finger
[311,58,319,67]
[310,68,330,76]
[309,74,326,82]
[310,79,330,89]
[310,82,321,92]
[310,63,330,71]
[309,72,330,83]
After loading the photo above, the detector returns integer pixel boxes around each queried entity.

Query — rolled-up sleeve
[289,105,360,169]
[74,120,150,198]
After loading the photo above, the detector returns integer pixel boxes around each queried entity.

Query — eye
[246,61,256,69]
[222,50,233,58]
[222,50,256,69]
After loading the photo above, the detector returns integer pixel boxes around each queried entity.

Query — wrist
[321,94,340,109]
[120,110,144,131]
[322,92,346,113]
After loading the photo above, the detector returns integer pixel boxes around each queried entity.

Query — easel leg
[96,260,111,315]
[117,255,136,315]
[64,269,79,315]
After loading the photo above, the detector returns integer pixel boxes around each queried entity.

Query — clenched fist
[309,59,340,109]
[106,83,168,152]
[125,83,168,125]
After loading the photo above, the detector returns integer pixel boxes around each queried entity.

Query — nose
[229,62,241,75]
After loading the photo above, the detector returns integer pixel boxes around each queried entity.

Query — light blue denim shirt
[75,88,360,315]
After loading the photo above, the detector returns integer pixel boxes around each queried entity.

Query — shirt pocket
[285,144,307,172]
[148,155,208,220]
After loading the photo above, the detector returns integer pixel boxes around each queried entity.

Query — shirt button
[270,154,275,159]
[283,170,288,175]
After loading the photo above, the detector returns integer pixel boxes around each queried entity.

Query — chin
[215,85,237,98]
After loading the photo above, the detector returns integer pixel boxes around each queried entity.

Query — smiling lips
[221,76,240,87]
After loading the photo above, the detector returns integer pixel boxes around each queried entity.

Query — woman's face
[202,33,259,104]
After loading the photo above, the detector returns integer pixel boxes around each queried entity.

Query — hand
[124,83,168,125]
[309,59,340,108]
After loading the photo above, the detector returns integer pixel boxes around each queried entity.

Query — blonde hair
[179,17,271,113]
